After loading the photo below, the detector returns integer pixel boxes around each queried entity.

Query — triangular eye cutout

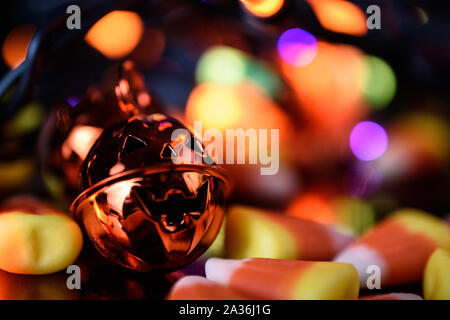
[121,135,148,155]
[160,143,177,159]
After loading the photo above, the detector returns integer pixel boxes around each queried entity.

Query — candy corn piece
[423,248,450,300]
[205,258,359,300]
[203,219,226,258]
[360,293,422,300]
[167,275,250,300]
[334,209,450,287]
[226,206,353,260]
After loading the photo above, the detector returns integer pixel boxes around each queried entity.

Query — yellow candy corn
[0,211,83,275]
[423,248,450,300]
[203,218,226,258]
[226,205,353,260]
[335,208,450,287]
[205,258,359,300]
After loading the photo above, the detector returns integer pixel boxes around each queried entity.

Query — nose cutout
[131,180,209,233]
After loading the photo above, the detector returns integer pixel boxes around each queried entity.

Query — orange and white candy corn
[225,205,353,260]
[205,257,359,300]
[167,275,250,300]
[0,212,83,275]
[423,248,450,300]
[334,209,450,287]
[360,293,422,300]
[0,196,83,275]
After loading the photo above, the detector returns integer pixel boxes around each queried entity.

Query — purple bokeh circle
[350,121,388,161]
[277,28,317,66]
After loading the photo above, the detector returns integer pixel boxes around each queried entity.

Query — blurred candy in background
[307,0,367,36]
[84,10,144,59]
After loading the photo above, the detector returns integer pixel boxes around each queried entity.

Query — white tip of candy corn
[360,293,423,300]
[334,244,386,287]
[205,258,241,285]
[326,226,354,253]
[391,293,423,300]
[172,275,210,288]
[167,275,250,300]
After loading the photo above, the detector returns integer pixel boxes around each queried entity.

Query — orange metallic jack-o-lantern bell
[70,62,231,272]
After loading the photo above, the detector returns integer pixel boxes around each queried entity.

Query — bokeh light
[240,0,284,18]
[185,82,292,169]
[196,46,281,97]
[85,11,143,59]
[246,60,281,97]
[280,42,366,132]
[196,46,248,85]
[307,0,367,36]
[186,82,289,134]
[277,28,318,67]
[362,55,397,109]
[287,192,335,224]
[67,97,81,107]
[350,121,388,161]
[2,25,35,69]
[186,83,243,129]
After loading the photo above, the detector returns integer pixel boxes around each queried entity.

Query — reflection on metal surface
[72,168,227,272]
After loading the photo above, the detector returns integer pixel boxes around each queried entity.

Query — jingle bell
[70,113,231,272]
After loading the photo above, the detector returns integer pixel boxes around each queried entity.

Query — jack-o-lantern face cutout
[71,114,230,272]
